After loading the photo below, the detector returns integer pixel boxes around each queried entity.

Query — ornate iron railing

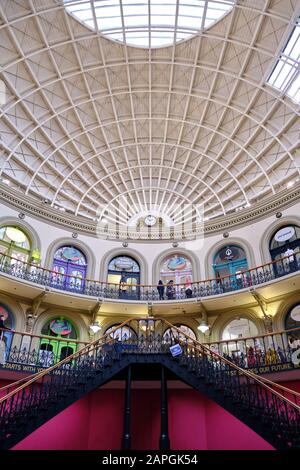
[0,252,300,301]
[0,318,299,449]
[203,326,300,374]
[0,327,89,372]
[1,325,300,376]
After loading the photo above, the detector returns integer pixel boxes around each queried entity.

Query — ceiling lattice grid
[0,0,299,228]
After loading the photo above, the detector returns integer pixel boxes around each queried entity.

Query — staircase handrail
[161,318,300,408]
[0,316,136,404]
[1,317,299,413]
[1,321,300,400]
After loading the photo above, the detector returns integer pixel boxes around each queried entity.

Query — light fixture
[198,321,209,333]
[89,321,101,334]
[287,181,295,188]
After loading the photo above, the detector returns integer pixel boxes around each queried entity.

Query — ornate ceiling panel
[0,0,299,236]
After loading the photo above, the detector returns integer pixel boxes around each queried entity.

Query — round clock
[144,215,157,226]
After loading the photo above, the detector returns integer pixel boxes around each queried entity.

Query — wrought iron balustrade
[0,252,300,301]
[0,327,88,372]
[203,326,300,374]
[0,318,299,450]
[1,324,300,375]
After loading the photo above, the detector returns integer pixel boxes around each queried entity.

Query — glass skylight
[64,0,235,48]
[268,18,300,103]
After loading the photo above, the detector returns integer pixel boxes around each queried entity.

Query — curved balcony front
[0,252,300,303]
[1,322,300,379]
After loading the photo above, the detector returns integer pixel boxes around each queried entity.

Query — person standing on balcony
[0,314,11,366]
[119,272,128,299]
[235,270,243,289]
[0,315,8,331]
[0,314,11,333]
[215,271,224,293]
[157,280,165,300]
[284,247,296,272]
[166,280,175,300]
[185,281,193,298]
[247,346,256,368]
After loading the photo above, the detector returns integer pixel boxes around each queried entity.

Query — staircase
[0,318,299,450]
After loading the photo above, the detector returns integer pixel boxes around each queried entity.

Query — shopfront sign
[169,344,182,357]
[274,226,295,242]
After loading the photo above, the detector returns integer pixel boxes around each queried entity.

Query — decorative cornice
[1,183,300,242]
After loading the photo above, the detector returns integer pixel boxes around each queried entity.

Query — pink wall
[281,380,300,392]
[12,384,274,450]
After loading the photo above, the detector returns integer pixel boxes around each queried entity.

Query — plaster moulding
[1,183,300,242]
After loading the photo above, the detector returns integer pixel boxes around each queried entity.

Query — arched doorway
[0,303,14,365]
[285,304,300,340]
[105,324,137,341]
[40,317,78,366]
[107,256,140,299]
[269,225,300,273]
[221,318,260,368]
[159,254,194,299]
[163,324,196,343]
[213,245,248,280]
[159,254,193,285]
[52,246,87,292]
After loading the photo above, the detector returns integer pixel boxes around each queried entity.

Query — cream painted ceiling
[0,0,300,230]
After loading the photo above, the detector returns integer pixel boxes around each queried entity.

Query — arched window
[222,318,258,341]
[285,305,300,341]
[0,226,31,262]
[52,246,87,291]
[221,317,260,365]
[0,304,14,330]
[107,256,140,299]
[163,324,196,343]
[213,245,248,278]
[40,317,78,365]
[41,317,77,339]
[269,225,300,263]
[104,324,137,341]
[159,254,193,285]
[0,304,14,363]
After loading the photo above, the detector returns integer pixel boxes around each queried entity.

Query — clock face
[144,215,157,226]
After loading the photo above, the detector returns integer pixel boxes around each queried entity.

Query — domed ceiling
[0,0,299,237]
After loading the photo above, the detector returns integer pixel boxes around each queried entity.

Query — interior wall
[10,383,276,451]
[1,201,300,283]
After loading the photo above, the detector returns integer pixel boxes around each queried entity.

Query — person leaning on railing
[185,281,193,299]
[157,280,165,300]
[166,280,175,300]
[0,316,11,366]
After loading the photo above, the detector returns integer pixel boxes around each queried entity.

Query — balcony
[0,323,299,379]
[1,253,300,303]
